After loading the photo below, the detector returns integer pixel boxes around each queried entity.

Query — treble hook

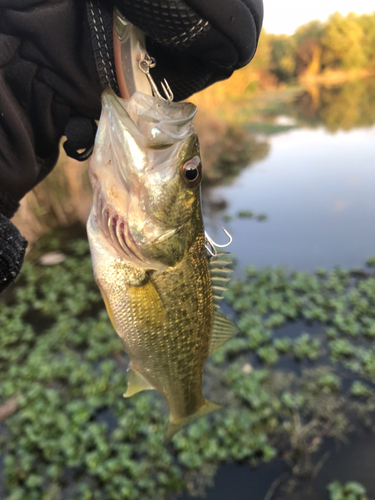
[139,54,174,104]
[205,227,233,257]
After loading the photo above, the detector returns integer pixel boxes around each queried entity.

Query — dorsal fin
[209,311,238,356]
[209,252,233,309]
[208,252,237,356]
[123,368,154,398]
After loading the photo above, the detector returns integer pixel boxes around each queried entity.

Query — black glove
[113,0,263,102]
[0,193,27,293]
[0,0,263,292]
[0,216,27,294]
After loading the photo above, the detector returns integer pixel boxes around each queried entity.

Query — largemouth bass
[87,89,237,439]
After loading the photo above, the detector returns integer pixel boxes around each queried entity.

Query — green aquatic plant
[237,210,254,218]
[222,214,233,222]
[257,345,279,365]
[350,381,373,399]
[1,235,375,499]
[235,210,268,221]
[317,373,341,394]
[292,333,321,360]
[226,264,375,378]
[328,480,368,500]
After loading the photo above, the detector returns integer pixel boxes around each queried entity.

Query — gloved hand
[0,0,263,293]
[113,0,263,102]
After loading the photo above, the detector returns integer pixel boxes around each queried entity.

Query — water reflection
[196,118,270,220]
[197,121,270,187]
[291,77,375,131]
[206,125,375,272]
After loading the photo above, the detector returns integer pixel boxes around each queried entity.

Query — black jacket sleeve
[0,0,263,293]
[0,0,105,292]
[0,0,103,204]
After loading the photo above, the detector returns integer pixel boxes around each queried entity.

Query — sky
[263,0,375,34]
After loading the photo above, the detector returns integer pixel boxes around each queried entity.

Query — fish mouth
[88,89,198,270]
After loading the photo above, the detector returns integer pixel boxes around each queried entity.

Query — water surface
[205,120,375,273]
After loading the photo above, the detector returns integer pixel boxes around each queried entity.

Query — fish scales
[90,222,212,420]
[87,89,237,439]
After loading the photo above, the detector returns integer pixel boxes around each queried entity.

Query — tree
[294,21,324,76]
[321,12,366,70]
[251,29,272,71]
[357,12,375,69]
[294,19,324,45]
[269,34,297,82]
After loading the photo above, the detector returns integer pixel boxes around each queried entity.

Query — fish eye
[180,156,202,187]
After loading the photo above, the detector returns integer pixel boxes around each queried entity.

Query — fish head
[89,89,204,270]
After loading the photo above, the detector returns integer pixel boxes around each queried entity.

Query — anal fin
[123,369,154,398]
[208,311,238,357]
[165,399,221,441]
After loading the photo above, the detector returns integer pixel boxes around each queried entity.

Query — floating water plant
[1,237,375,499]
[328,480,368,500]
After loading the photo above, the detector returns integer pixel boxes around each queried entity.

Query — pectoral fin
[123,369,154,398]
[165,399,221,441]
[128,279,166,330]
[208,311,238,357]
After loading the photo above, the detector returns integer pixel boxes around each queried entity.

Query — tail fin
[165,399,221,441]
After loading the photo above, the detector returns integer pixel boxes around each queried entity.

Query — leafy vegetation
[1,235,375,499]
[192,12,375,123]
[258,12,375,83]
[328,481,369,500]
[290,77,375,132]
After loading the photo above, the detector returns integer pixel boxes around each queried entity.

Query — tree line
[253,11,375,82]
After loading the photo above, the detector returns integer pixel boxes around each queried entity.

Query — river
[205,124,375,273]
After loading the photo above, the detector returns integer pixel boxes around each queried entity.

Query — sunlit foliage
[321,13,366,70]
[201,11,375,88]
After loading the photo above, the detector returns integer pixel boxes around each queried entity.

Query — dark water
[179,435,375,500]
[178,461,289,500]
[310,435,375,500]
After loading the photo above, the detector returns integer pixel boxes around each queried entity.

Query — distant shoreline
[299,69,375,86]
